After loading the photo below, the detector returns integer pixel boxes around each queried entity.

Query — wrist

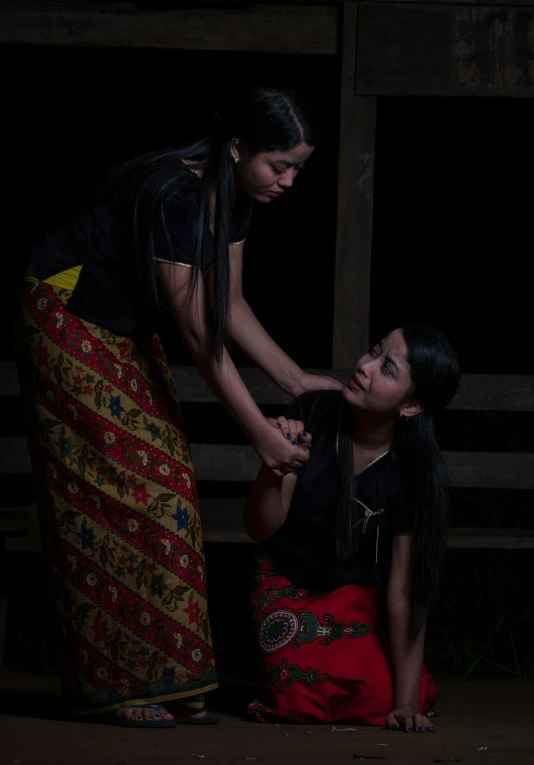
[247,415,276,446]
[393,697,420,711]
[286,369,307,398]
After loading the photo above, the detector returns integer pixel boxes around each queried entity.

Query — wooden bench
[1,361,533,551]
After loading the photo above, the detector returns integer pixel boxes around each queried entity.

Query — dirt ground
[0,673,533,765]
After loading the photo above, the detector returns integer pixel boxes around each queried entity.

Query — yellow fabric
[24,264,83,290]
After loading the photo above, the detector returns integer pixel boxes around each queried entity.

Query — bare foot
[115,705,174,723]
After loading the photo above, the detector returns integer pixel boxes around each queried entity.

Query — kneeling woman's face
[343,328,421,417]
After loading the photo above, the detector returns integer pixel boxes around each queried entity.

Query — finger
[294,446,310,464]
[287,419,301,444]
[403,715,414,733]
[385,713,399,731]
[274,416,288,435]
[298,430,312,449]
[288,452,310,472]
[414,713,426,733]
[278,416,294,442]
[420,714,432,733]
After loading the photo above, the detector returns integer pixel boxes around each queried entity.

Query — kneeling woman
[244,326,460,730]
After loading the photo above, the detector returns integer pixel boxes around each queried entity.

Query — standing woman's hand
[294,372,344,396]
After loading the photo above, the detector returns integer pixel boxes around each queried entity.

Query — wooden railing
[1,362,533,550]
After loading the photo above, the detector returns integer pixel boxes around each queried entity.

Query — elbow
[179,320,212,362]
[245,525,266,543]
[243,502,265,543]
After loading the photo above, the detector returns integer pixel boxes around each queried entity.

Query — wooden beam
[333,2,376,369]
[361,0,534,4]
[5,517,534,550]
[0,4,337,54]
[3,437,534,488]
[447,528,534,549]
[356,3,534,97]
[444,451,534,489]
[2,362,534,411]
[5,1,534,10]
[451,375,534,412]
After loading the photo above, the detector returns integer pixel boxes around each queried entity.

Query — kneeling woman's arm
[244,466,298,542]
[386,535,433,732]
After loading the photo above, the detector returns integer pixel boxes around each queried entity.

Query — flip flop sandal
[98,703,177,728]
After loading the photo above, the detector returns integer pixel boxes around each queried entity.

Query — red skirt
[248,556,437,726]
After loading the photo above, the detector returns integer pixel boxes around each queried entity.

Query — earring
[399,412,409,419]
[233,138,240,164]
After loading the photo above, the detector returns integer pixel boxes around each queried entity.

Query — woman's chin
[342,386,361,408]
[253,192,276,203]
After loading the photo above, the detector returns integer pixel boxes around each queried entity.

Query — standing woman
[14,88,340,727]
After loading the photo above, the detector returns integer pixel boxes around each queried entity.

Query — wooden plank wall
[0,3,337,54]
[1,363,533,548]
[2,363,534,411]
[356,4,534,97]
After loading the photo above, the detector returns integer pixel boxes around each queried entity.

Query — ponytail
[394,411,450,634]
[210,138,234,358]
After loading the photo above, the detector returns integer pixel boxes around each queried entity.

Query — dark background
[3,45,534,683]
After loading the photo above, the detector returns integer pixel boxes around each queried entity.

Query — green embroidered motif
[268,657,329,693]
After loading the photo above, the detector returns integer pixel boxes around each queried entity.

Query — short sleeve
[154,195,199,268]
[282,390,341,435]
[229,192,253,245]
[387,472,414,534]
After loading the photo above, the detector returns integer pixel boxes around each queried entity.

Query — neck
[351,409,396,451]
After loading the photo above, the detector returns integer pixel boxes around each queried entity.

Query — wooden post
[333,2,376,369]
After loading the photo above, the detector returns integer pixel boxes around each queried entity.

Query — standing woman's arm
[158,261,309,475]
[213,241,343,396]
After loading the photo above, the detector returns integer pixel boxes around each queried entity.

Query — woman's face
[343,329,421,417]
[234,141,314,202]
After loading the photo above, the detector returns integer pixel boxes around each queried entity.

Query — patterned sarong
[248,555,437,725]
[14,277,217,714]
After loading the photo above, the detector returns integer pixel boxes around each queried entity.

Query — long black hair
[335,325,461,633]
[104,88,316,359]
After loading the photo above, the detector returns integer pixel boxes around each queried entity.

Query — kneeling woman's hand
[268,416,312,452]
[386,706,435,733]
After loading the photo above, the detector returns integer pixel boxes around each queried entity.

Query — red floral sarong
[15,278,217,714]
